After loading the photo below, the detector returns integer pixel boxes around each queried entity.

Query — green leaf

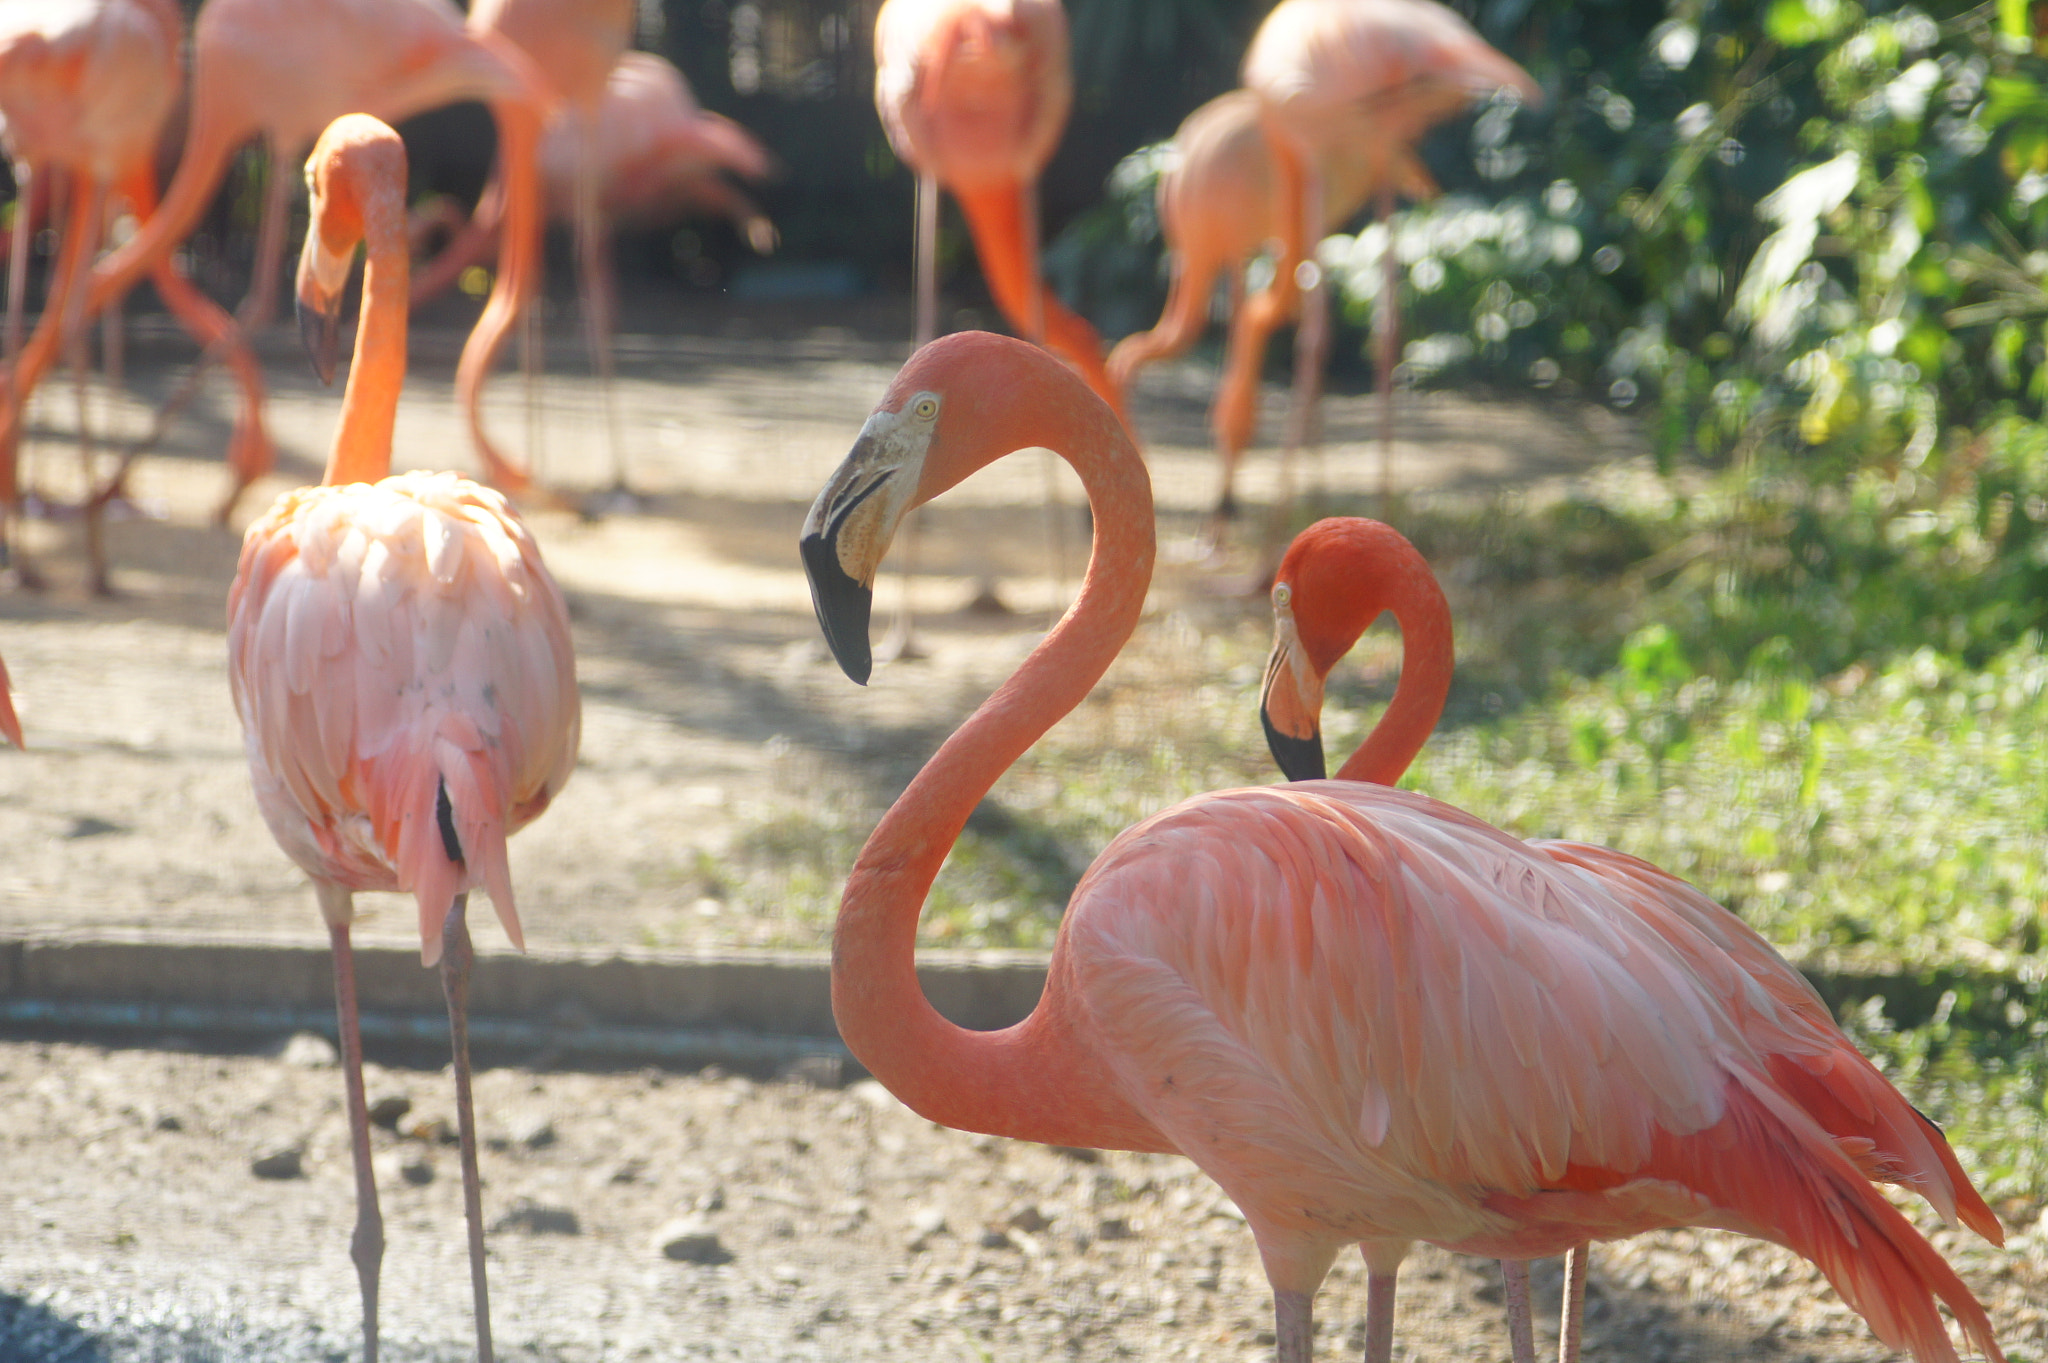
[1765,0,1856,46]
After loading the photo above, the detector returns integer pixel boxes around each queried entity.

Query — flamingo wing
[228,471,579,962]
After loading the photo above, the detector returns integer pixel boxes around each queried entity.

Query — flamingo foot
[441,893,496,1363]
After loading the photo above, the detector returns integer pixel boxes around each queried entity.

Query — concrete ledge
[0,931,1053,1068]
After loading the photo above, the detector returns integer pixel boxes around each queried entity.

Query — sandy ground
[0,295,2040,1361]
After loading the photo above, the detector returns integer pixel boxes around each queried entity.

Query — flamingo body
[802,333,2004,1363]
[229,469,577,962]
[872,0,1121,414]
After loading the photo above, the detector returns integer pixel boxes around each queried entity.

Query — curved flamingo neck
[324,165,410,487]
[456,95,543,496]
[1324,528,1454,785]
[833,347,1167,1150]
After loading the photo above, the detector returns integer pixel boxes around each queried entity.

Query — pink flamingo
[1258,515,2009,1359]
[0,0,270,589]
[1243,0,1538,507]
[0,0,551,515]
[1106,90,1428,534]
[410,51,777,309]
[798,332,2006,1363]
[465,0,639,499]
[872,0,1120,416]
[227,115,579,1363]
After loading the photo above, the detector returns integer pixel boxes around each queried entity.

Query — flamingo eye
[912,397,939,421]
[1272,582,1291,610]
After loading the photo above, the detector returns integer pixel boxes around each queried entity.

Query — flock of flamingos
[0,0,2021,1361]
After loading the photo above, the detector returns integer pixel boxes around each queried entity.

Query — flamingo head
[800,379,944,686]
[1260,517,1427,781]
[296,114,408,384]
[803,333,1119,686]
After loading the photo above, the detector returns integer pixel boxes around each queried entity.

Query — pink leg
[1363,1269,1395,1363]
[329,916,385,1363]
[1373,181,1399,516]
[235,145,296,331]
[1560,1243,1587,1363]
[1501,1260,1537,1363]
[441,892,495,1363]
[1274,1288,1314,1363]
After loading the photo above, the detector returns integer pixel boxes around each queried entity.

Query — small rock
[374,1150,434,1187]
[493,1199,580,1235]
[405,1115,457,1145]
[697,1185,726,1213]
[366,1093,412,1130]
[603,1159,647,1185]
[151,1112,183,1133]
[1051,1145,1101,1164]
[906,1207,949,1252]
[1095,1216,1135,1241]
[654,1218,733,1265]
[509,1112,556,1150]
[251,1145,304,1180]
[1006,1205,1051,1234]
[278,1033,338,1069]
[978,1229,1014,1250]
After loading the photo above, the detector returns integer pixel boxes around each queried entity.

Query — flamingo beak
[800,402,936,686]
[297,287,344,387]
[1260,610,1327,782]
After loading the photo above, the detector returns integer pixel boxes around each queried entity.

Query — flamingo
[0,0,270,589]
[226,114,579,1363]
[1242,0,1538,509]
[1106,91,1431,538]
[0,0,552,516]
[872,0,1120,415]
[1258,515,2011,1359]
[465,0,638,503]
[798,332,2006,1363]
[409,51,778,310]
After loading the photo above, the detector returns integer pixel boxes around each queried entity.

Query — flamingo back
[0,0,180,182]
[228,470,579,963]
[1244,0,1538,159]
[873,0,1072,192]
[192,0,533,151]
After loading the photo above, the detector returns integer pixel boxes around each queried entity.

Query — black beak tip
[297,294,340,386]
[800,530,873,686]
[1262,709,1327,783]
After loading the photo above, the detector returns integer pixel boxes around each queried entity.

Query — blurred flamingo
[227,114,578,1363]
[466,0,638,502]
[0,0,269,589]
[872,0,1119,415]
[409,49,777,504]
[0,0,552,516]
[799,332,2005,1363]
[1107,90,1434,538]
[1243,0,1538,508]
[411,51,777,308]
[1259,515,2010,1359]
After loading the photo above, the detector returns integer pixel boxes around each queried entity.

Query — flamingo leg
[1,161,30,584]
[1373,180,1398,516]
[1363,1269,1395,1363]
[1501,1260,1538,1363]
[915,169,939,349]
[1279,166,1328,522]
[57,180,110,594]
[1559,1243,1587,1363]
[236,144,297,331]
[569,114,629,503]
[440,891,495,1363]
[1274,1288,1314,1363]
[326,909,385,1363]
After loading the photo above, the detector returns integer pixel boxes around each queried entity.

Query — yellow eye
[1272,582,1292,609]
[912,397,939,421]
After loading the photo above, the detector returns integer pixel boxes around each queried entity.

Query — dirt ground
[0,295,2040,1361]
